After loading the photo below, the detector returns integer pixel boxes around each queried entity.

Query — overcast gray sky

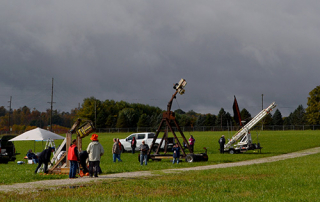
[1,1,319,117]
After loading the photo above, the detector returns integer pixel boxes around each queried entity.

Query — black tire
[10,157,16,161]
[200,153,209,161]
[121,145,124,153]
[185,154,195,163]
[229,149,235,154]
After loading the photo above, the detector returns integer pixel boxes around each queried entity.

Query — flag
[233,96,242,126]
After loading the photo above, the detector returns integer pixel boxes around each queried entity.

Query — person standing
[188,135,195,153]
[67,139,79,179]
[112,138,122,162]
[34,147,55,174]
[139,140,149,165]
[131,136,137,154]
[117,138,123,161]
[87,134,104,178]
[218,135,226,154]
[172,143,180,164]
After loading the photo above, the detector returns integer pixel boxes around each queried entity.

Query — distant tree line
[0,106,77,133]
[0,85,319,133]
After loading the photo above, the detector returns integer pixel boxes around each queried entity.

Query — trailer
[224,102,277,154]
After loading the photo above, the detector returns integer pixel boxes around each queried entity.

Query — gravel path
[1,147,319,193]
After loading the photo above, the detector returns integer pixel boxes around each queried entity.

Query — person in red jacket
[68,139,79,179]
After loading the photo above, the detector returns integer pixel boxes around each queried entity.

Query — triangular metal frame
[148,90,192,157]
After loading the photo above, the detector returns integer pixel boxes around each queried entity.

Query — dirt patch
[1,147,319,193]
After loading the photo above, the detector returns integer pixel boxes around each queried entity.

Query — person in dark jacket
[131,136,137,154]
[172,143,180,164]
[79,150,89,175]
[68,139,79,179]
[218,135,226,154]
[26,149,38,164]
[34,147,55,174]
[139,141,149,165]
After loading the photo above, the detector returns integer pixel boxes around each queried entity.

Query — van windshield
[127,134,135,141]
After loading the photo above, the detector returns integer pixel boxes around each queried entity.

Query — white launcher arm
[225,102,277,149]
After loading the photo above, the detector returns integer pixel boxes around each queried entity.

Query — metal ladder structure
[224,102,277,151]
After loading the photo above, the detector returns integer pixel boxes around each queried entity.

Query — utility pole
[262,94,264,130]
[8,96,12,134]
[47,78,55,131]
[95,100,97,129]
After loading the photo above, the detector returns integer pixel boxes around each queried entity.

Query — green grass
[1,151,320,201]
[1,130,320,186]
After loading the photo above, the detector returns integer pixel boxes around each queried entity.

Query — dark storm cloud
[0,1,319,117]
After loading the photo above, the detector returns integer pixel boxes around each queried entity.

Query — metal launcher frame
[148,79,208,162]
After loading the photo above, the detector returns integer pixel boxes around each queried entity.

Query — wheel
[10,157,16,161]
[121,145,124,153]
[200,153,209,161]
[229,149,235,154]
[185,154,194,163]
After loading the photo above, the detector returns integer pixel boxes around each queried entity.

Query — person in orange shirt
[67,139,79,179]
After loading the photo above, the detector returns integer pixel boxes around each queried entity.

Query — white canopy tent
[9,128,65,141]
[9,127,65,152]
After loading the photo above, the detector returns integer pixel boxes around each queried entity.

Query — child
[172,143,180,164]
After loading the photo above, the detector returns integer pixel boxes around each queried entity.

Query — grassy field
[0,130,320,201]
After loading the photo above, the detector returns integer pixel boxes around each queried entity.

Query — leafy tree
[240,108,251,122]
[195,115,206,127]
[306,85,320,125]
[262,113,273,125]
[0,115,9,131]
[0,106,7,117]
[272,109,283,125]
[105,114,117,128]
[116,108,139,128]
[177,114,192,127]
[77,97,98,121]
[186,110,197,116]
[291,105,306,125]
[137,114,150,127]
[52,111,63,126]
[174,109,185,115]
[96,110,108,128]
[203,114,216,126]
[216,108,232,127]
[283,113,292,125]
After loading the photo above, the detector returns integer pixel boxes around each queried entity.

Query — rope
[175,99,181,110]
